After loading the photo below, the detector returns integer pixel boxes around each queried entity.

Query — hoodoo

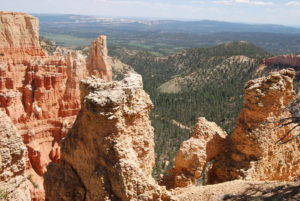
[44,73,170,201]
[209,69,300,183]
[161,117,228,188]
[87,35,112,82]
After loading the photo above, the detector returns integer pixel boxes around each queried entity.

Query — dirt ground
[173,180,300,201]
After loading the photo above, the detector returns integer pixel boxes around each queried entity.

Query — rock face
[0,11,45,57]
[263,53,300,67]
[161,117,227,188]
[0,12,112,200]
[0,46,87,200]
[209,69,300,183]
[44,73,170,201]
[0,110,30,201]
[87,35,112,82]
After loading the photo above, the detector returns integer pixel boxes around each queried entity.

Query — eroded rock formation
[87,35,112,82]
[173,117,227,187]
[3,11,300,201]
[0,11,45,57]
[0,110,30,201]
[257,53,300,75]
[0,12,112,200]
[209,69,300,183]
[44,73,171,201]
[263,53,300,67]
[0,45,87,201]
[160,117,227,188]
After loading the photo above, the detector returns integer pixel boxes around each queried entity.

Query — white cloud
[191,0,206,4]
[286,1,300,6]
[212,0,234,5]
[93,0,164,7]
[213,0,274,6]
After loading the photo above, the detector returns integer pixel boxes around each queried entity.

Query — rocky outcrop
[44,73,171,201]
[0,47,87,200]
[0,110,30,201]
[263,53,300,67]
[87,35,112,82]
[0,11,45,57]
[160,117,227,188]
[0,12,112,200]
[209,69,300,183]
[173,117,227,187]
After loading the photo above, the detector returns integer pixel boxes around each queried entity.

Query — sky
[1,0,300,26]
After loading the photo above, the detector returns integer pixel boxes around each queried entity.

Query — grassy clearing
[41,33,93,47]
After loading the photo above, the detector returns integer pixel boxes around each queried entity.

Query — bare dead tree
[273,97,300,144]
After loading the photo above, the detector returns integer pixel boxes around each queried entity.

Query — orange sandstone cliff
[263,53,300,67]
[44,73,171,201]
[3,11,300,201]
[256,53,300,76]
[0,12,45,57]
[0,11,112,200]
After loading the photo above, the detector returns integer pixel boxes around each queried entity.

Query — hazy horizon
[1,0,300,26]
[30,12,300,28]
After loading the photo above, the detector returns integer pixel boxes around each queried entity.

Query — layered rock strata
[0,110,30,201]
[209,69,300,183]
[263,53,300,67]
[44,73,170,201]
[0,11,45,57]
[0,12,112,200]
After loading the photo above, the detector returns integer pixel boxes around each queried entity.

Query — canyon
[1,11,300,201]
[0,11,112,200]
[44,67,300,200]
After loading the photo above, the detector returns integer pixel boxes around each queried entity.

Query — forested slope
[109,41,272,177]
